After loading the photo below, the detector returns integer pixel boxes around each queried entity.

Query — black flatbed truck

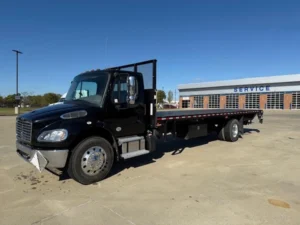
[16,59,263,185]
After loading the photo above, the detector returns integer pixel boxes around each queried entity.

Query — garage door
[225,94,239,109]
[182,100,190,108]
[194,96,204,108]
[292,92,300,109]
[266,92,284,109]
[208,94,220,108]
[245,93,260,109]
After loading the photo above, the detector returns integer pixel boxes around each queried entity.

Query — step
[118,136,144,145]
[121,149,150,159]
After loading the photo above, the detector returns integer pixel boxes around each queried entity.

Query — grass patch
[0,108,39,116]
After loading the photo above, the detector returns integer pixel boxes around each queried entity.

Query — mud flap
[238,116,244,135]
[258,111,264,124]
[29,151,48,172]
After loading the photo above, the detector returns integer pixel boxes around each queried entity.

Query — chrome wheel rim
[232,124,238,138]
[81,146,107,176]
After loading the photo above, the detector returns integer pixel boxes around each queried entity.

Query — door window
[112,76,128,104]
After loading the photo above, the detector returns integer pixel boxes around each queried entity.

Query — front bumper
[16,141,69,171]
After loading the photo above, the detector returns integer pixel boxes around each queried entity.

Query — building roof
[178,74,300,90]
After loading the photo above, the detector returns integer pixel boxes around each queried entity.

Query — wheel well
[211,116,244,131]
[70,127,120,160]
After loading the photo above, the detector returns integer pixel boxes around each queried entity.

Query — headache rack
[106,59,158,129]
[105,59,157,90]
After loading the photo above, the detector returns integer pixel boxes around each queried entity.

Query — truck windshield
[65,73,109,107]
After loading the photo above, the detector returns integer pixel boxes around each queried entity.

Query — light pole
[174,89,177,108]
[12,50,22,114]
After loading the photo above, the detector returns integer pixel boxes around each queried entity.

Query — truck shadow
[60,129,260,182]
[107,134,218,179]
[244,128,260,134]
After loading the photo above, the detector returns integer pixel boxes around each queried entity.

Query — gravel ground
[0,111,299,225]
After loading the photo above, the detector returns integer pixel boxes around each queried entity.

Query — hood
[19,103,86,122]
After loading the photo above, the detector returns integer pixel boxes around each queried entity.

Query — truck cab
[16,60,158,185]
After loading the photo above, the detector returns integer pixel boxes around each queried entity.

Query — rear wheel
[224,119,240,142]
[67,137,114,185]
[217,125,225,141]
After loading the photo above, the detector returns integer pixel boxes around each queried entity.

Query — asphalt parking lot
[0,111,300,225]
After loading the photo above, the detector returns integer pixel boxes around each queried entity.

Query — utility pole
[12,50,23,114]
[174,89,177,103]
[174,89,177,107]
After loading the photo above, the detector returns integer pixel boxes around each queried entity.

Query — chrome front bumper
[16,141,69,171]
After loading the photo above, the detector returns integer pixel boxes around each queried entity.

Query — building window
[225,94,239,109]
[245,93,260,109]
[194,96,204,108]
[267,92,284,109]
[292,92,300,109]
[208,94,220,108]
[182,100,190,108]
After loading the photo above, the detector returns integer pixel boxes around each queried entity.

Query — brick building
[178,74,300,110]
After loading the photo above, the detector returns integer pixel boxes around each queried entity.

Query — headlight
[60,110,87,119]
[37,129,68,142]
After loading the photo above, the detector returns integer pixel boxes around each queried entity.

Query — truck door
[107,73,145,137]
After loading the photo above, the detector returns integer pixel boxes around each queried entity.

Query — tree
[21,92,34,106]
[167,90,173,104]
[156,90,166,104]
[43,93,60,105]
[0,96,3,106]
[28,95,43,107]
[1,92,62,108]
[5,94,16,107]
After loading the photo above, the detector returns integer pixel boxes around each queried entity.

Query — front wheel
[67,137,114,185]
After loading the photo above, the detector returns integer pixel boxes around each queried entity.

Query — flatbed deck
[156,109,262,121]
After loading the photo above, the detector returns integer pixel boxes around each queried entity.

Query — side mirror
[127,76,137,105]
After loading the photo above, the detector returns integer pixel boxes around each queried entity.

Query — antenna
[104,37,108,67]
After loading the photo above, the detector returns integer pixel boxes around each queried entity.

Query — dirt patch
[268,199,290,208]
[14,172,43,186]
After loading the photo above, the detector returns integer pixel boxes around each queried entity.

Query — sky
[0,0,300,97]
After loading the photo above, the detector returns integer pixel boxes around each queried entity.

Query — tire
[217,126,225,141]
[224,119,240,142]
[217,123,225,141]
[67,136,114,185]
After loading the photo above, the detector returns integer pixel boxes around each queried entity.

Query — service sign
[234,85,271,93]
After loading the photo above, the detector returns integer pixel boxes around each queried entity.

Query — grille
[16,119,32,143]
